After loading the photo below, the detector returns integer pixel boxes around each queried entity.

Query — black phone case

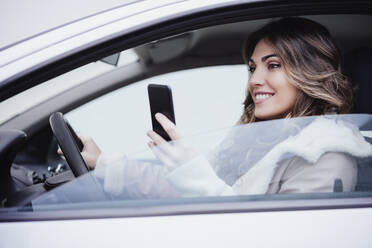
[147,84,176,141]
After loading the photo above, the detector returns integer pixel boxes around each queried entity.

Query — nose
[248,67,264,87]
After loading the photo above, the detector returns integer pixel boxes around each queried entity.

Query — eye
[248,66,256,73]
[268,63,281,70]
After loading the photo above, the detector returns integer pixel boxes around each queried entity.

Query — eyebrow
[248,54,279,63]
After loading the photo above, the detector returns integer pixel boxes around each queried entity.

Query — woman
[73,17,372,197]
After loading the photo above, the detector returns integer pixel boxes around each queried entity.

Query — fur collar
[231,117,372,194]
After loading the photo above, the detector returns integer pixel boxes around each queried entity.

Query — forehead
[250,39,276,61]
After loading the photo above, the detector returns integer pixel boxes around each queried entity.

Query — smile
[255,93,273,100]
[254,93,275,103]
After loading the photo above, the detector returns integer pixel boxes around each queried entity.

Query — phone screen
[148,84,176,141]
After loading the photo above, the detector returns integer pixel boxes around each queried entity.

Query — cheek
[248,83,254,95]
[279,82,298,108]
[272,73,297,103]
[272,88,298,119]
[254,75,298,119]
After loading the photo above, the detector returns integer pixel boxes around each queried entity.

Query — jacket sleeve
[166,156,236,196]
[270,152,358,194]
[94,152,178,198]
[94,152,235,198]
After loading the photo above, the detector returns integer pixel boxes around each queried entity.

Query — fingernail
[155,113,162,119]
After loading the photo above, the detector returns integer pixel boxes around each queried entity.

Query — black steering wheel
[49,112,89,177]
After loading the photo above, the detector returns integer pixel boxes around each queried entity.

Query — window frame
[1,192,372,222]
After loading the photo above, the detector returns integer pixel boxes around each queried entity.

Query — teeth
[255,94,272,100]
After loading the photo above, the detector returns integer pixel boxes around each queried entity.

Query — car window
[0,49,139,125]
[32,114,372,208]
[65,65,248,155]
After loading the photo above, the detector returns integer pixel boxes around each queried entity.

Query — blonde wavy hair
[239,17,353,124]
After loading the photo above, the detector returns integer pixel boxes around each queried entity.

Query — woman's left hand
[147,113,198,169]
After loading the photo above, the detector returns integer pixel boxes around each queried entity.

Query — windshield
[32,114,372,210]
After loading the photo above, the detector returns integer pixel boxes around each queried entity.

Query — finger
[147,130,175,155]
[57,148,63,155]
[148,142,176,169]
[155,113,182,140]
[148,141,172,166]
[77,135,91,146]
[147,130,167,146]
[147,141,155,147]
[147,131,182,162]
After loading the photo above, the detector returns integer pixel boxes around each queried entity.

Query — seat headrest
[344,47,372,114]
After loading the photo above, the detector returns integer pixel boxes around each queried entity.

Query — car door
[1,1,372,247]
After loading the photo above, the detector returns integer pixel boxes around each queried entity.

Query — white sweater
[95,117,372,198]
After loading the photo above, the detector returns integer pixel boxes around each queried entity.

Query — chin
[254,109,282,120]
[254,114,271,120]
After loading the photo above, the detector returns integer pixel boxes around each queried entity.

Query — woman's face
[248,39,298,120]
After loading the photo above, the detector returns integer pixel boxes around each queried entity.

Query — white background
[66,65,248,155]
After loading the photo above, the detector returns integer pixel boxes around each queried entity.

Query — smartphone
[147,84,176,141]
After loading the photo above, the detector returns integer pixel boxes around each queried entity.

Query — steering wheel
[49,112,89,177]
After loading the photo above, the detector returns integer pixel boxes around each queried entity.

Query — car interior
[1,14,372,208]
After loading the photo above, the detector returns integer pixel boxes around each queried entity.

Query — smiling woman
[65,17,372,198]
[1,0,372,244]
[241,17,352,123]
[246,39,299,120]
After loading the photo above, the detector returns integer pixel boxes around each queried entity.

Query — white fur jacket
[96,117,372,198]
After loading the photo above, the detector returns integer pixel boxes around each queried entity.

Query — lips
[254,92,275,104]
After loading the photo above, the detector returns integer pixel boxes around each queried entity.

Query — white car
[1,0,372,247]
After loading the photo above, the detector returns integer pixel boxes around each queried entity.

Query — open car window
[65,65,248,154]
[32,114,372,210]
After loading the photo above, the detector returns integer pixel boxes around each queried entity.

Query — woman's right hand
[147,113,199,169]
[58,135,101,170]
